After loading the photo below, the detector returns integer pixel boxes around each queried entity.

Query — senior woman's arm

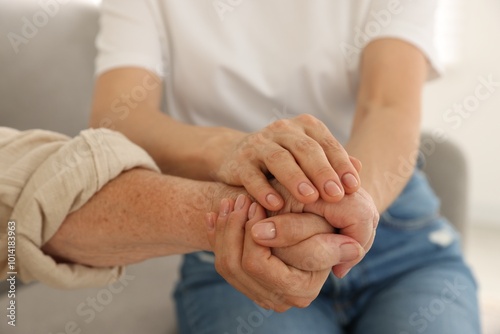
[0,127,161,288]
[0,126,242,287]
[41,168,225,266]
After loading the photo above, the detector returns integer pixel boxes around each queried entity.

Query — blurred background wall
[422,0,500,228]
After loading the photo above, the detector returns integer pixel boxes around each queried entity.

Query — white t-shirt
[95,0,440,143]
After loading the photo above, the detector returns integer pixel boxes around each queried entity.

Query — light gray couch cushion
[0,0,98,136]
[420,133,468,235]
[0,256,181,334]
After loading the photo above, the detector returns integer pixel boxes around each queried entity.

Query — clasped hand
[206,188,378,312]
[207,115,379,312]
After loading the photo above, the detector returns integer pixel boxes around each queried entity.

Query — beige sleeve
[0,127,160,289]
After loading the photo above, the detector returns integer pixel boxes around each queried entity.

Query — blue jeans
[174,170,481,334]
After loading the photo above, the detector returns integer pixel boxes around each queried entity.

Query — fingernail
[252,222,276,240]
[342,173,359,189]
[248,202,257,219]
[339,243,361,263]
[205,213,215,231]
[324,180,343,197]
[220,199,230,217]
[266,193,281,207]
[298,182,315,196]
[235,194,246,210]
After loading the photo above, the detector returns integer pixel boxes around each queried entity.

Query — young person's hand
[212,114,362,211]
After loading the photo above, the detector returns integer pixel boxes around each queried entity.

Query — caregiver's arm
[90,69,361,211]
[345,39,428,212]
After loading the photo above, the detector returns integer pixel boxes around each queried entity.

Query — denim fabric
[174,170,480,334]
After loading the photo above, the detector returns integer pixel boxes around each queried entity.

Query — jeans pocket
[380,170,441,230]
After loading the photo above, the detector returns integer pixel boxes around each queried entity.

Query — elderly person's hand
[206,194,364,312]
[260,179,378,278]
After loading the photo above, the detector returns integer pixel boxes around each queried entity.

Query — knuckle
[280,170,306,188]
[257,294,288,313]
[295,113,320,126]
[265,148,291,165]
[300,256,317,271]
[247,132,267,146]
[314,165,336,179]
[216,160,239,184]
[321,136,342,151]
[268,119,291,131]
[315,233,334,249]
[294,138,318,154]
[276,216,311,243]
[240,167,263,184]
[268,302,290,313]
[268,289,286,304]
[281,288,315,309]
[215,256,237,278]
[292,297,313,309]
[312,236,335,263]
[334,161,352,172]
[239,146,258,161]
[242,257,265,276]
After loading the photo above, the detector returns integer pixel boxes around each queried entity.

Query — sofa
[0,1,180,333]
[0,1,468,333]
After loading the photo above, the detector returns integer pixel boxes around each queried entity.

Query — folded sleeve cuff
[11,128,159,289]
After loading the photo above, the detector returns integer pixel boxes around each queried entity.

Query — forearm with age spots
[42,169,244,267]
